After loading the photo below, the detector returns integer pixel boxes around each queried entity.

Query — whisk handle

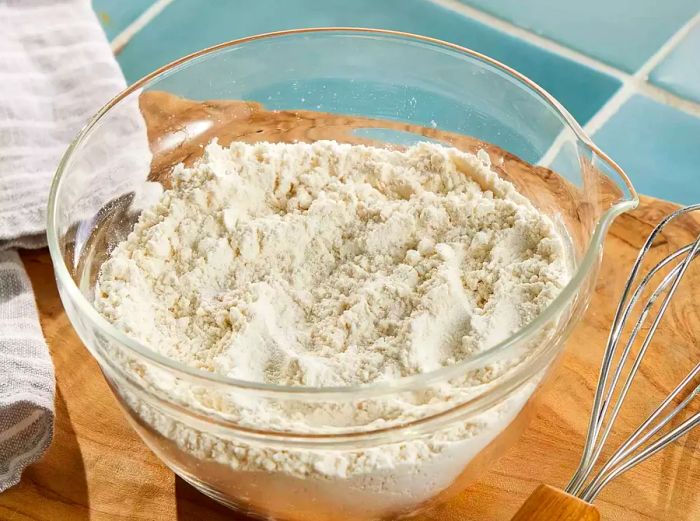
[510,484,600,521]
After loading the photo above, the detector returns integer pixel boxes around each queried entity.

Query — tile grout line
[110,0,176,54]
[635,13,700,80]
[430,0,630,167]
[429,0,700,119]
[580,83,634,135]
[584,12,700,135]
[639,82,700,118]
[429,0,628,80]
[542,13,699,166]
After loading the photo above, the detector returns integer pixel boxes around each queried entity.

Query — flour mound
[96,140,568,387]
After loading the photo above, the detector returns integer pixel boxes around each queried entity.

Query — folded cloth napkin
[0,251,54,491]
[0,0,126,491]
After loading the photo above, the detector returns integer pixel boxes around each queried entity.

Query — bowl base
[172,464,268,520]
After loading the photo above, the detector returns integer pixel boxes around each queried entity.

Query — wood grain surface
[1,95,699,521]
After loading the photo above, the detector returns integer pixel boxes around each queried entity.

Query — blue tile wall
[92,0,156,40]
[594,95,700,205]
[650,24,700,104]
[114,0,619,126]
[458,0,700,73]
[94,0,700,204]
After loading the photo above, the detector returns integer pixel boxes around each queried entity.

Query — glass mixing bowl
[47,29,638,521]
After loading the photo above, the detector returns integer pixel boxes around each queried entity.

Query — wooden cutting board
[1,96,699,521]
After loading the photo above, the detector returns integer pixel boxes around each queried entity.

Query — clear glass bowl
[47,29,638,521]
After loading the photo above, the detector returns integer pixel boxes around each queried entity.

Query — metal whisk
[565,204,700,503]
[512,204,700,521]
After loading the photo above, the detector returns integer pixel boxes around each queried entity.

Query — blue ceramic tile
[594,95,700,204]
[92,0,156,40]
[650,24,700,104]
[459,0,700,73]
[116,0,620,125]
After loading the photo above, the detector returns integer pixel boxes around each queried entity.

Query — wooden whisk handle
[510,484,600,520]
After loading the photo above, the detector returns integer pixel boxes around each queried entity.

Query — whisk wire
[582,409,700,502]
[607,364,700,470]
[565,204,700,497]
[584,237,700,474]
[567,244,683,493]
[581,364,700,502]
[565,207,676,493]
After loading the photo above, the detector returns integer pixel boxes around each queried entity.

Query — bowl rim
[46,27,638,398]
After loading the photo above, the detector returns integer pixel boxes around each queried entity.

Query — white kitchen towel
[0,0,127,491]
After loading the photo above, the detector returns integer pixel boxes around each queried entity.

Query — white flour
[95,141,570,519]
